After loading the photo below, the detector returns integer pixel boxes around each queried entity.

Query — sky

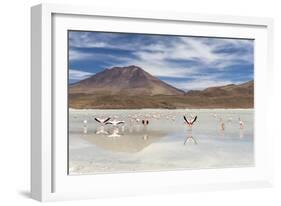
[68,31,254,91]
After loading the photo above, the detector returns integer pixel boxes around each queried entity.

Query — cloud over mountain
[69,31,253,91]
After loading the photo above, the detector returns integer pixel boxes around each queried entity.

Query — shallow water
[69,109,254,175]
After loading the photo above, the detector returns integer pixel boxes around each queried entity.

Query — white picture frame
[31,3,274,202]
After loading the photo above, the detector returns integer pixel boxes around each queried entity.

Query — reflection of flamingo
[107,128,121,138]
[184,129,198,145]
[83,120,88,134]
[121,125,125,133]
[183,115,197,130]
[240,128,244,138]
[96,126,108,135]
[83,126,87,134]
[135,124,141,132]
[184,135,198,145]
[143,134,149,141]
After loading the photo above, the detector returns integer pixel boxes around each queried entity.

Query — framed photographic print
[31,3,274,201]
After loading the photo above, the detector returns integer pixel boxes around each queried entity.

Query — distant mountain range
[69,65,254,109]
[185,80,254,97]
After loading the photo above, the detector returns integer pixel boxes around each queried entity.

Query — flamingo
[220,118,225,131]
[105,120,125,126]
[142,119,149,126]
[239,117,244,129]
[183,115,197,130]
[83,120,88,134]
[94,117,110,124]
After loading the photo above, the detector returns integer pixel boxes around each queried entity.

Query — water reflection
[219,118,225,137]
[184,130,198,145]
[143,134,149,141]
[107,128,121,138]
[95,126,109,135]
[83,125,88,134]
[69,109,254,174]
[240,128,244,139]
[82,125,165,153]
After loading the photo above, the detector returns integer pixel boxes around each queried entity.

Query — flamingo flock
[77,111,245,141]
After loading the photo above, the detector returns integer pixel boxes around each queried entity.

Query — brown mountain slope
[69,65,254,109]
[69,94,254,109]
[70,65,184,96]
[185,80,254,97]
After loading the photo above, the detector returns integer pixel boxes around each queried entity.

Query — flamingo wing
[104,117,111,123]
[183,116,188,123]
[183,116,191,125]
[94,118,101,123]
[191,116,197,124]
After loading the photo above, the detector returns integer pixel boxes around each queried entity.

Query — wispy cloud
[69,32,140,50]
[128,37,253,75]
[69,50,93,61]
[68,31,253,90]
[69,69,93,81]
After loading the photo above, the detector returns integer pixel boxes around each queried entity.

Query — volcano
[69,65,185,96]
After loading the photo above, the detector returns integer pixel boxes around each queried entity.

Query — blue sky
[68,31,254,91]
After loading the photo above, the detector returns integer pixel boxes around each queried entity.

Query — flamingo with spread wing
[94,117,111,124]
[105,120,125,126]
[183,115,197,130]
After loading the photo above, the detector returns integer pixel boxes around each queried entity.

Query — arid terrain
[69,65,254,109]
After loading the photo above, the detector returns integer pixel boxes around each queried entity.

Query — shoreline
[69,108,254,111]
